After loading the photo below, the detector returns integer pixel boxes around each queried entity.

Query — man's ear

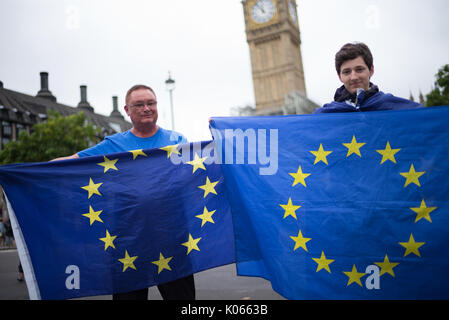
[370,65,375,78]
[124,105,130,116]
[337,71,343,83]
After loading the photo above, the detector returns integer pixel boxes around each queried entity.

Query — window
[1,121,12,149]
[16,123,26,138]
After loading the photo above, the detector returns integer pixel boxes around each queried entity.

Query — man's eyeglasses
[128,101,157,109]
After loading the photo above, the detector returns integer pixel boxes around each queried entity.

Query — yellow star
[160,144,180,158]
[279,197,301,220]
[376,141,401,164]
[343,265,366,287]
[118,250,138,272]
[310,144,333,165]
[97,156,118,173]
[290,229,311,252]
[399,233,425,257]
[152,252,173,274]
[342,135,366,158]
[195,206,216,227]
[198,177,219,198]
[399,164,425,187]
[82,205,103,226]
[81,177,102,199]
[181,233,201,255]
[374,254,399,277]
[410,199,437,223]
[187,153,207,173]
[128,149,147,160]
[312,251,335,273]
[99,230,117,251]
[289,165,311,187]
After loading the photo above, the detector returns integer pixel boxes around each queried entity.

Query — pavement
[0,249,285,300]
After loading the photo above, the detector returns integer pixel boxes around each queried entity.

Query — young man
[53,85,195,300]
[314,42,422,113]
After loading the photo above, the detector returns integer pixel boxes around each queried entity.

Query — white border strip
[5,193,41,300]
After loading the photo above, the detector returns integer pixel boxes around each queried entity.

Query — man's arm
[50,153,80,162]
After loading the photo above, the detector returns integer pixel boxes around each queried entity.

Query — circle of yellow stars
[279,135,436,288]
[79,147,221,276]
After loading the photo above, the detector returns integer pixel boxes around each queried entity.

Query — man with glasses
[54,85,186,158]
[52,85,194,300]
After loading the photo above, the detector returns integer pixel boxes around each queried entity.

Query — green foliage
[425,64,449,107]
[0,111,100,164]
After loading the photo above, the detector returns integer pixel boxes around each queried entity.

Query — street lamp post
[165,72,176,130]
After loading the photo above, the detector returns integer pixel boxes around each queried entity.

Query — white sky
[1,0,448,142]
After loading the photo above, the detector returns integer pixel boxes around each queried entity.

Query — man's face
[338,56,374,94]
[124,88,158,128]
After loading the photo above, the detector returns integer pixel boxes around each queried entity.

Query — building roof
[0,72,132,136]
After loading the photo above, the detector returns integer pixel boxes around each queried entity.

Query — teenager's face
[338,56,374,94]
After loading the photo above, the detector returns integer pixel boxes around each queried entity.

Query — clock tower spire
[242,0,316,115]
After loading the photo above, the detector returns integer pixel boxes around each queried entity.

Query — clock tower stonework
[242,0,317,115]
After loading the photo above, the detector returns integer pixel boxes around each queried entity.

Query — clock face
[288,1,297,24]
[251,0,276,24]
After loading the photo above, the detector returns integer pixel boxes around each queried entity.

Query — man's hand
[50,154,80,162]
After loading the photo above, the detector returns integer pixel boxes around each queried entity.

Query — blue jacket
[314,85,422,114]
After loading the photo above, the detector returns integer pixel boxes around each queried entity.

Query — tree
[231,104,256,116]
[425,64,449,107]
[0,111,100,164]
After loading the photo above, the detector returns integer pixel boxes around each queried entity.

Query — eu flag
[210,106,449,299]
[0,141,234,299]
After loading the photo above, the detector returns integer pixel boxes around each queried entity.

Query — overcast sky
[1,0,448,141]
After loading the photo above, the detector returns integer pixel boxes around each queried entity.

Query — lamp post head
[165,72,176,91]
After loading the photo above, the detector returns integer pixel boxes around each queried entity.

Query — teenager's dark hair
[335,42,373,74]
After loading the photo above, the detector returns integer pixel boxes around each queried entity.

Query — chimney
[36,72,57,102]
[110,95,124,119]
[77,85,94,113]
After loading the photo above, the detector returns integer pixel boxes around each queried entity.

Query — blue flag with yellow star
[210,106,449,299]
[0,141,234,300]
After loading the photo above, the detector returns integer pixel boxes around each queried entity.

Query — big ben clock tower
[242,0,316,115]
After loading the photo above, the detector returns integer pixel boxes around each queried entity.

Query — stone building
[0,72,131,150]
[242,0,318,115]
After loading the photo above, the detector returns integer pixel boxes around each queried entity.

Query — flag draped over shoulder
[0,141,234,300]
[210,106,449,300]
